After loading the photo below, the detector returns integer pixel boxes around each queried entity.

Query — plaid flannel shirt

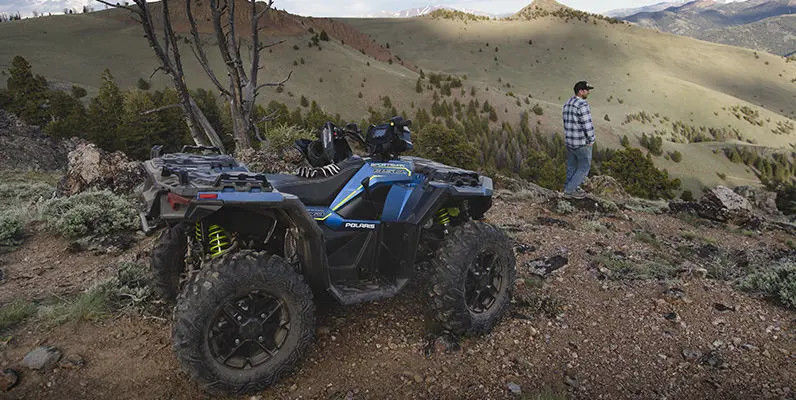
[562,96,595,148]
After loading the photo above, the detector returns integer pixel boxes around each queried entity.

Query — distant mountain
[603,1,688,18]
[373,5,503,18]
[621,0,796,55]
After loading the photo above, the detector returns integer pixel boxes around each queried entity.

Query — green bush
[416,123,478,170]
[41,191,138,239]
[0,210,24,248]
[740,261,795,309]
[532,104,544,116]
[668,151,683,163]
[263,124,311,153]
[640,133,663,156]
[0,182,55,203]
[601,148,681,199]
[680,190,694,202]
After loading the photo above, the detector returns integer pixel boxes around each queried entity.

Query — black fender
[183,194,332,295]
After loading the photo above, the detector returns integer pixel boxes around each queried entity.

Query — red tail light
[198,193,218,199]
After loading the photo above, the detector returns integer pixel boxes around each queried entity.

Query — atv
[140,117,516,394]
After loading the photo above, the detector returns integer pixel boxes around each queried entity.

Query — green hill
[0,0,794,192]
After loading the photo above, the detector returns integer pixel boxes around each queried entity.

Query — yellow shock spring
[207,224,232,258]
[436,208,451,226]
[194,222,203,243]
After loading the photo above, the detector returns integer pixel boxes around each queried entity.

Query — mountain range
[620,0,795,55]
[0,0,793,191]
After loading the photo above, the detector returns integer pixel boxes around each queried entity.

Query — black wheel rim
[465,251,503,314]
[208,291,290,369]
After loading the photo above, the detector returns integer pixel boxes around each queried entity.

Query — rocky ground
[1,188,793,399]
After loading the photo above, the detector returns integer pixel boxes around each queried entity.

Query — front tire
[173,251,315,395]
[429,221,516,336]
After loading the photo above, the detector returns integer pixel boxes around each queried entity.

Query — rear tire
[151,223,187,303]
[429,221,516,336]
[173,251,315,395]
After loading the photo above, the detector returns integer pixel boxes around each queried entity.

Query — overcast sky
[0,0,718,17]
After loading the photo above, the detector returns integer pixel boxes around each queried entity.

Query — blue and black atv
[141,117,516,394]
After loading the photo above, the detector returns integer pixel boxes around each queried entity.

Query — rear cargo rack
[214,173,271,189]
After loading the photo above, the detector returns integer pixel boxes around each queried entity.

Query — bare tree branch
[255,70,292,93]
[140,103,181,116]
[186,0,230,96]
[256,109,280,124]
[149,66,165,79]
[258,39,285,51]
[95,0,138,13]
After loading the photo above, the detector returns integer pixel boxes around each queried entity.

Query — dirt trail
[0,198,793,399]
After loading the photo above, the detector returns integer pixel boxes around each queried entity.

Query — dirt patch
[0,231,152,304]
[0,198,793,399]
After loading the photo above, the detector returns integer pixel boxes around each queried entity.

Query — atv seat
[268,157,365,206]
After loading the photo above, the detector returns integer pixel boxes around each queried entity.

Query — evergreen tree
[86,69,124,150]
[4,56,49,126]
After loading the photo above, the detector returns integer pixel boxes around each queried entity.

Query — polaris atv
[141,117,516,394]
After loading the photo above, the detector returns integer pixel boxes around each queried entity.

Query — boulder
[0,110,68,171]
[57,143,144,196]
[582,175,629,202]
[21,346,62,370]
[697,186,753,223]
[733,186,782,218]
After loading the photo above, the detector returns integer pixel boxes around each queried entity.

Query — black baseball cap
[574,81,594,93]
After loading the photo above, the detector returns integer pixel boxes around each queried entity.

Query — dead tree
[96,0,290,152]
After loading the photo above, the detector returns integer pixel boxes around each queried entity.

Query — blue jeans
[564,145,592,193]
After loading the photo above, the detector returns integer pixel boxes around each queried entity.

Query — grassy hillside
[0,1,794,193]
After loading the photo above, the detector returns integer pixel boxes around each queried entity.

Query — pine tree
[86,69,124,150]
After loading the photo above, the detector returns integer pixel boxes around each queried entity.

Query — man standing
[562,81,595,197]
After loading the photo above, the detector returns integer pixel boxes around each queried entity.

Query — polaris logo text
[345,222,376,229]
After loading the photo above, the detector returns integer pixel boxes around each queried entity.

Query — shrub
[668,151,682,163]
[264,124,311,152]
[136,78,150,90]
[415,123,478,170]
[41,191,138,239]
[0,210,24,248]
[532,104,544,116]
[0,300,37,331]
[0,182,55,204]
[619,135,630,148]
[555,200,575,215]
[739,261,795,309]
[680,190,694,202]
[601,148,681,199]
[639,133,663,156]
[41,281,113,325]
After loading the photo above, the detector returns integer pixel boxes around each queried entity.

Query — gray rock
[507,382,522,395]
[58,353,85,369]
[21,346,62,370]
[0,110,69,171]
[0,369,19,392]
[57,142,144,196]
[524,254,569,276]
[699,350,726,369]
[698,186,753,223]
[733,186,781,218]
[682,348,702,362]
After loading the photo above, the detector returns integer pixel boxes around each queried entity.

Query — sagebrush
[41,191,138,238]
